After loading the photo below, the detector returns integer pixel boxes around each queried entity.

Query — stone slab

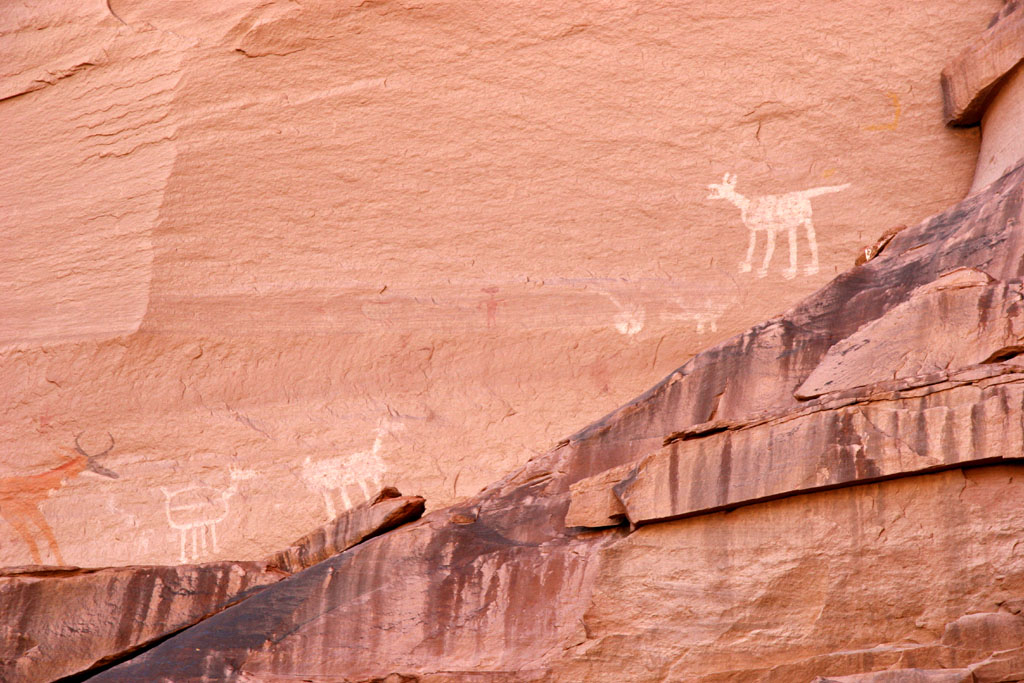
[564,464,631,529]
[795,269,1024,400]
[0,561,280,683]
[942,1,1024,125]
[266,489,425,574]
[617,377,1024,526]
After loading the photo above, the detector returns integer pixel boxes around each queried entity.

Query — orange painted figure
[479,286,505,327]
[0,434,118,565]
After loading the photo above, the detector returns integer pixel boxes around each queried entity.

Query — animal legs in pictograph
[802,218,820,275]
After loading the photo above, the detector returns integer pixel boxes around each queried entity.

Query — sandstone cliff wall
[0,0,1002,568]
[6,2,1024,682]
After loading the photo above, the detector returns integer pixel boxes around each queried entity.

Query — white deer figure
[301,419,403,520]
[161,466,257,563]
[706,173,849,279]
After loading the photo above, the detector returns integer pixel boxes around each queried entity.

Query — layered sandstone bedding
[5,1,1024,681]
[0,0,996,568]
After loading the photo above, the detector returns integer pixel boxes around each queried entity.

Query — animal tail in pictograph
[800,183,851,198]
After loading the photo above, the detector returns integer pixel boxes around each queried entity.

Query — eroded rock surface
[0,489,426,682]
[795,268,1022,398]
[0,561,279,683]
[0,0,1000,569]
[7,2,1024,682]
[266,488,426,574]
[942,0,1024,125]
[89,147,1024,682]
[617,367,1024,525]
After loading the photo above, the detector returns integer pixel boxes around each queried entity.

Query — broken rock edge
[86,161,1024,680]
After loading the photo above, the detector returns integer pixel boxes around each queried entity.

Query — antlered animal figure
[0,433,118,565]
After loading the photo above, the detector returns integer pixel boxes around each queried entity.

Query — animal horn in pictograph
[74,432,119,479]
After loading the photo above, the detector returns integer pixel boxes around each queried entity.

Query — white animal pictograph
[707,173,849,279]
[663,297,727,335]
[599,291,645,336]
[301,419,403,520]
[161,466,257,563]
[692,313,718,334]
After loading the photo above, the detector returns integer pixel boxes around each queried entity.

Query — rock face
[7,2,1024,682]
[0,562,279,683]
[0,0,1002,568]
[794,268,1021,398]
[79,149,1024,682]
[265,488,425,574]
[616,368,1024,525]
[0,490,424,682]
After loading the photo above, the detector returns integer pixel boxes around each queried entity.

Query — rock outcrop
[0,562,278,683]
[6,2,1024,682]
[0,0,1001,569]
[93,128,1024,683]
[0,490,424,682]
[265,488,425,574]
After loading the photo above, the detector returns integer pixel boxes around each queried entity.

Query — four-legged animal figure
[707,173,848,279]
[0,433,118,565]
[161,466,256,563]
[301,419,403,520]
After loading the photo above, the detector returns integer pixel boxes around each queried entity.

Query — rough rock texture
[0,489,425,682]
[795,268,1022,398]
[564,463,630,528]
[616,368,1024,525]
[974,62,1024,192]
[0,561,279,683]
[8,2,1024,682]
[942,0,1024,125]
[88,146,1024,680]
[0,0,1001,568]
[814,672,975,683]
[941,0,1024,193]
[265,488,426,574]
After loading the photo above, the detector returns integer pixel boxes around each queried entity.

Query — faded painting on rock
[0,433,119,565]
[161,466,258,564]
[707,173,849,279]
[301,418,402,521]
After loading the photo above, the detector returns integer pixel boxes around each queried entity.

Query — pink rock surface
[0,488,424,682]
[266,487,425,574]
[564,462,630,528]
[0,561,280,683]
[814,670,975,683]
[8,2,1024,682]
[942,0,1024,125]
[795,268,1020,399]
[0,0,1000,568]
[617,369,1024,526]
[89,117,1024,683]
[942,612,1024,652]
[974,58,1024,193]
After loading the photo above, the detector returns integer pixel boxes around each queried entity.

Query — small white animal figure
[301,419,402,520]
[599,291,645,336]
[707,173,849,279]
[663,297,726,335]
[693,314,717,334]
[161,466,257,564]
